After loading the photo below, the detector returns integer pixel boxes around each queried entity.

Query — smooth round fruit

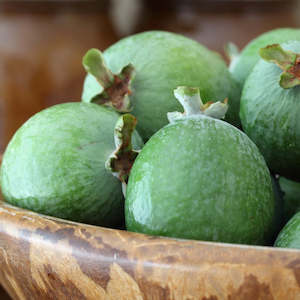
[0,102,143,226]
[240,41,300,181]
[274,211,300,249]
[279,177,300,222]
[125,115,274,245]
[82,31,240,139]
[230,28,300,87]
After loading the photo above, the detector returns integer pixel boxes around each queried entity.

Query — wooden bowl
[0,155,300,299]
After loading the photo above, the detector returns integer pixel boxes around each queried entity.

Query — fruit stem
[83,48,135,112]
[260,44,300,89]
[167,86,228,123]
[105,114,139,194]
[225,42,240,64]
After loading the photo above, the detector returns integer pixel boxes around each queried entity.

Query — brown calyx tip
[260,44,300,88]
[109,151,138,184]
[280,56,300,88]
[83,49,135,112]
[93,64,135,112]
[265,44,278,49]
[289,57,300,78]
[202,101,214,110]
[105,114,140,187]
[95,73,133,111]
[202,98,228,111]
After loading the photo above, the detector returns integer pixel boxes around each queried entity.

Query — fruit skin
[125,115,274,245]
[279,177,300,222]
[230,28,300,87]
[82,31,240,139]
[240,41,300,181]
[274,211,300,249]
[0,102,143,226]
[269,176,284,244]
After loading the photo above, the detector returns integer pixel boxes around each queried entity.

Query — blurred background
[0,0,299,298]
[0,0,300,153]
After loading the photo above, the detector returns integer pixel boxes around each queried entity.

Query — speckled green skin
[274,211,300,249]
[240,41,300,181]
[230,28,300,88]
[125,116,274,245]
[82,31,240,139]
[279,177,300,223]
[270,176,284,244]
[0,103,143,226]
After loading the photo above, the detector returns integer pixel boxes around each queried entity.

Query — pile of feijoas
[1,29,300,249]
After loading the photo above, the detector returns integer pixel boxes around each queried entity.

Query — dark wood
[0,201,300,299]
[0,286,11,300]
[0,1,109,13]
[146,0,298,11]
[0,10,118,153]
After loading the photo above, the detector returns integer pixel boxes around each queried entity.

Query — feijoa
[125,87,274,245]
[82,31,240,140]
[230,28,300,88]
[279,177,300,222]
[0,103,143,226]
[240,41,300,181]
[274,211,300,249]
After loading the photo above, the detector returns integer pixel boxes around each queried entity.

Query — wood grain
[0,201,299,300]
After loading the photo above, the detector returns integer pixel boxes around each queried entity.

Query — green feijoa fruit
[268,176,284,244]
[0,103,143,226]
[240,41,300,181]
[125,87,274,245]
[82,31,240,140]
[279,177,300,222]
[274,211,300,249]
[229,28,300,88]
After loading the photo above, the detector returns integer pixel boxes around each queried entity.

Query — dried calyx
[260,44,300,89]
[167,86,228,123]
[83,49,135,112]
[105,114,139,194]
